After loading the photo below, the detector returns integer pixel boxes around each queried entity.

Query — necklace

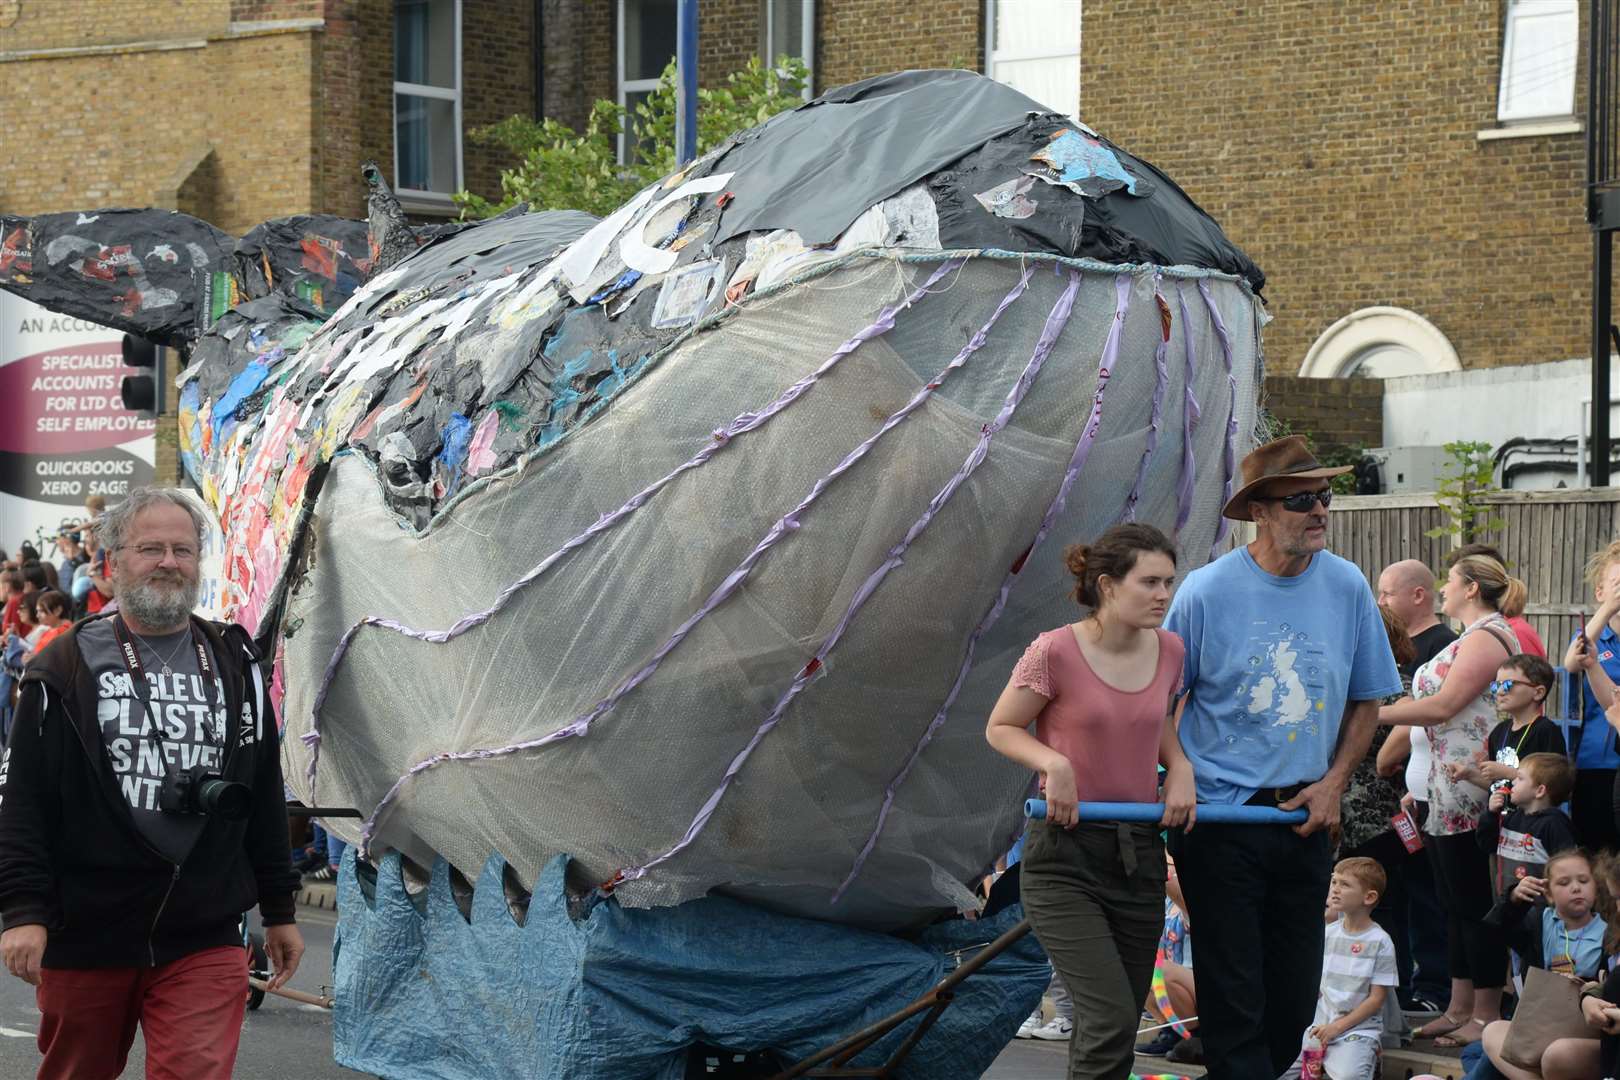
[128,627,191,676]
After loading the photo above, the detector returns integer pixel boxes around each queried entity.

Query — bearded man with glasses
[0,487,302,1080]
[1162,436,1403,1080]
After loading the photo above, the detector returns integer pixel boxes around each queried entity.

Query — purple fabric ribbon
[303,259,962,796]
[615,268,1085,890]
[1121,274,1168,522]
[1197,279,1238,559]
[346,258,978,854]
[1173,282,1203,533]
[832,270,1127,905]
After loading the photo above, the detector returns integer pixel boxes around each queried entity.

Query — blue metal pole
[675,0,699,166]
[1024,798,1307,825]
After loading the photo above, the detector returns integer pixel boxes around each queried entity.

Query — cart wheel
[246,933,269,1011]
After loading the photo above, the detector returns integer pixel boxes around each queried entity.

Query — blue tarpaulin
[332,852,1047,1079]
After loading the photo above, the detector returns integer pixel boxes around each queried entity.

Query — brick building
[1081,1,1620,487]
[0,0,1084,226]
[0,0,542,229]
[1,0,1087,478]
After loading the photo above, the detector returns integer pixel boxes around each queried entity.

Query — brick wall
[1263,375,1384,451]
[0,6,317,235]
[0,1,323,485]
[314,0,389,219]
[232,0,324,21]
[460,1,537,205]
[0,0,226,51]
[538,0,591,131]
[1081,1,1617,376]
[210,32,320,232]
[570,2,616,133]
[699,0,760,88]
[817,0,980,91]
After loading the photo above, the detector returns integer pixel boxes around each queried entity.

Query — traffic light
[120,334,164,417]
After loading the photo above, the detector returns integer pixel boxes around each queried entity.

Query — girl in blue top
[1561,543,1620,856]
[1476,849,1609,1079]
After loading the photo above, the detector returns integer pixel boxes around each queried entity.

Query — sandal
[1412,1012,1467,1039]
[1433,1019,1487,1048]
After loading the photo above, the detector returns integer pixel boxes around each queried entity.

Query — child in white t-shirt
[1277,857,1400,1080]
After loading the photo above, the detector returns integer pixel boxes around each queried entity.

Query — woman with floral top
[1379,554,1522,1048]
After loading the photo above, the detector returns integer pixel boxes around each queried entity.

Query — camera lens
[196,778,252,821]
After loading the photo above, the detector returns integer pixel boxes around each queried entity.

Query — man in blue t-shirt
[1165,435,1402,1080]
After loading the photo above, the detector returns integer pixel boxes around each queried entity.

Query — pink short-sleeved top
[1011,625,1185,804]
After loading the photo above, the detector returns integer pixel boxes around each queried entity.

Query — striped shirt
[1313,919,1399,1041]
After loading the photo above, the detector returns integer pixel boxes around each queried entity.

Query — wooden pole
[248,977,333,1010]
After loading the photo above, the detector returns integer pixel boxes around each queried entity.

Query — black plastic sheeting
[706,70,1039,248]
[0,208,485,348]
[232,215,373,318]
[702,69,1263,292]
[0,208,233,346]
[927,115,1264,287]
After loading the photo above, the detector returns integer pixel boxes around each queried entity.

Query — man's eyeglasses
[121,543,198,563]
[1254,489,1333,513]
[1490,679,1519,694]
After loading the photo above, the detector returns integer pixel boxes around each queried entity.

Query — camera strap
[109,616,222,761]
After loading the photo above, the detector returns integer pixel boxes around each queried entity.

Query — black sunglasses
[1254,489,1333,513]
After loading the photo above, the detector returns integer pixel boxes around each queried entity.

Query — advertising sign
[0,292,154,552]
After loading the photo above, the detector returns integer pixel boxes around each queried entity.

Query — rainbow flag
[1149,946,1192,1038]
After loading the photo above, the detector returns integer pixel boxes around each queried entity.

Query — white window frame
[617,0,672,165]
[762,0,815,100]
[1496,0,1580,124]
[392,0,464,207]
[984,0,1081,118]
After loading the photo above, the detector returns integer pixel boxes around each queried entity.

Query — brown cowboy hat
[1222,435,1352,521]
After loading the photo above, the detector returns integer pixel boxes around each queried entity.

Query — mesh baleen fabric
[282,254,1261,930]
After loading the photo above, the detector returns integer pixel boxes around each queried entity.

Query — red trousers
[35,945,247,1080]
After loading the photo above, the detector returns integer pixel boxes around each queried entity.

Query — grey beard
[119,577,200,631]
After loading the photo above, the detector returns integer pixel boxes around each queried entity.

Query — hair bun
[1064,544,1090,580]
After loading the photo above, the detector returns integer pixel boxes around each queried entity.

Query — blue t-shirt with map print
[1165,546,1403,805]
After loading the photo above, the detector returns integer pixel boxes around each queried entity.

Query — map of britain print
[1235,619,1330,741]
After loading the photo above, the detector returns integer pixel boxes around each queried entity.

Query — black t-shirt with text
[76,619,241,864]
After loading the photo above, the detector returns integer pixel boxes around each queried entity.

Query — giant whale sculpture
[3,69,1264,1076]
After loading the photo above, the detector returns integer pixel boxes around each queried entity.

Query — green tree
[454,56,811,219]
[1424,440,1505,546]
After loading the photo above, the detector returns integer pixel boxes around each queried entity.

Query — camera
[158,765,252,821]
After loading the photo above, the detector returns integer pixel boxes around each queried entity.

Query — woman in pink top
[986,523,1196,1080]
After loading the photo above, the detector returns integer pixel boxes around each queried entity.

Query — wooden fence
[1327,488,1620,713]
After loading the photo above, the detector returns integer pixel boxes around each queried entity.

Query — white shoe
[1015,1010,1043,1038]
[1030,1016,1073,1041]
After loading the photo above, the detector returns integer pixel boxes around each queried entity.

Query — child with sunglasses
[1449,655,1567,807]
